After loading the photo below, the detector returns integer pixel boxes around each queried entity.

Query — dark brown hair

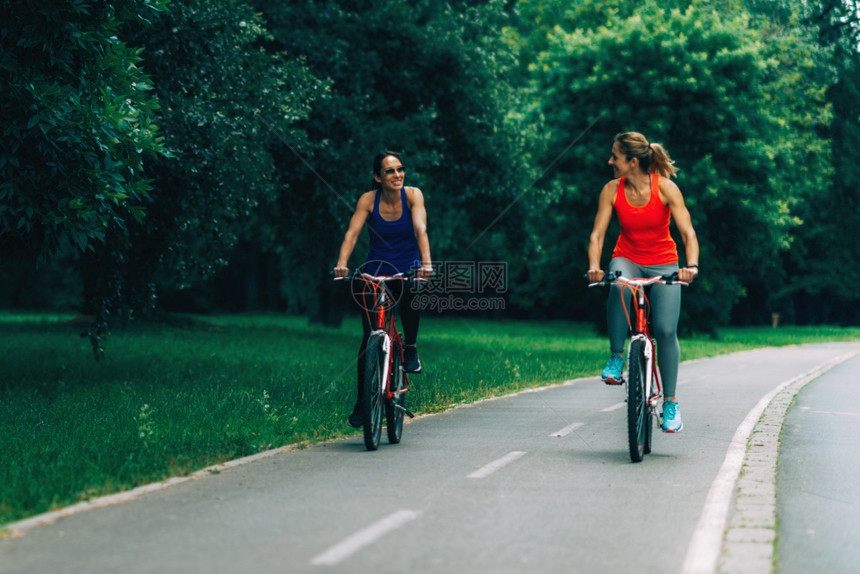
[371,151,404,190]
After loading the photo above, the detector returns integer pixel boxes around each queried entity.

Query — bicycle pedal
[394,404,415,418]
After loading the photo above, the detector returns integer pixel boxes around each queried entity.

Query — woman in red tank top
[586,132,700,433]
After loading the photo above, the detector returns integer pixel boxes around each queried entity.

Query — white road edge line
[680,352,856,574]
[467,451,527,479]
[551,422,584,437]
[602,402,626,412]
[310,509,420,566]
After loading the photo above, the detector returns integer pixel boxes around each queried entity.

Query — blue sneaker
[662,401,683,433]
[601,353,624,385]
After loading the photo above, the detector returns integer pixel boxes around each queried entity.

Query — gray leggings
[607,258,681,398]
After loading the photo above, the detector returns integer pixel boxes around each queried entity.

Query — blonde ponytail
[648,142,677,178]
[614,132,678,178]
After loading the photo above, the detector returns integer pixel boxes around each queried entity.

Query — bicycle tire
[361,333,385,451]
[627,338,648,462]
[644,402,654,455]
[385,340,405,444]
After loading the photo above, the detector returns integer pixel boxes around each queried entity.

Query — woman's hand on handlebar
[332,265,350,279]
[677,266,698,284]
[416,264,434,280]
[586,268,605,283]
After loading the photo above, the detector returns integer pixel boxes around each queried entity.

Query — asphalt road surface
[1,343,858,574]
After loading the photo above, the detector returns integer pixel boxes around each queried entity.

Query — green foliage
[804,0,860,61]
[0,0,171,259]
[2,0,858,330]
[254,0,539,318]
[730,0,860,324]
[524,0,831,329]
[126,0,323,290]
[1,0,324,340]
[72,0,325,338]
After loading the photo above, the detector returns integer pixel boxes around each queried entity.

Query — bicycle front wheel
[644,403,654,455]
[361,334,385,451]
[385,341,405,444]
[627,338,649,463]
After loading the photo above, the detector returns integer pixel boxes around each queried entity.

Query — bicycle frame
[620,279,663,409]
[336,270,416,450]
[356,273,410,404]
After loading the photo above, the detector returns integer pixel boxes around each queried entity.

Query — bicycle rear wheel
[385,341,405,444]
[361,334,385,451]
[627,338,649,462]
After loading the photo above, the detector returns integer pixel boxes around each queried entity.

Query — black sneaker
[404,345,422,373]
[347,403,362,428]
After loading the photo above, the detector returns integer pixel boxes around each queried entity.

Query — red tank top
[611,174,678,266]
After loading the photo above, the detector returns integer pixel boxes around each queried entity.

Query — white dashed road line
[310,509,420,566]
[467,451,527,479]
[550,422,585,437]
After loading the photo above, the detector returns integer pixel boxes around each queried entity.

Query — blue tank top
[364,187,421,275]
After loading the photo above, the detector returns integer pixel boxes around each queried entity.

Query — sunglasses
[383,167,406,176]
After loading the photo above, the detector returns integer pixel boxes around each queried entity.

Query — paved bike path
[773,355,860,574]
[1,342,857,574]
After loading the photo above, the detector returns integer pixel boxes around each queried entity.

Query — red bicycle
[340,271,417,451]
[589,270,687,462]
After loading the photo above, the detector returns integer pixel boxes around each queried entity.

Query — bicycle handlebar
[585,270,688,288]
[331,269,430,282]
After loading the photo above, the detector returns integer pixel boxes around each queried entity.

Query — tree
[252,0,538,323]
[761,0,860,324]
[524,0,832,331]
[809,0,860,59]
[95,0,324,320]
[2,0,325,356]
[67,0,325,357]
[0,0,170,260]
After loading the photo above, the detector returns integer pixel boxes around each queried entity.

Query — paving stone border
[718,352,857,574]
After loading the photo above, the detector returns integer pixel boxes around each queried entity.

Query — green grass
[1,311,858,527]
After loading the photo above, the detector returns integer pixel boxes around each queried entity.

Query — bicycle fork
[633,289,662,417]
[371,330,392,394]
[630,333,663,418]
[373,330,415,419]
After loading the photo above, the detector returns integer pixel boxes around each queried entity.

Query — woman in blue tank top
[333,152,434,428]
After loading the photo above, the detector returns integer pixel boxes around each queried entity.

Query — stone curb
[717,352,857,574]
